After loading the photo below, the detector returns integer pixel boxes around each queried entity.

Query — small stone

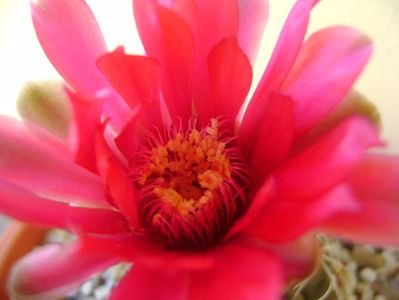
[379,282,399,299]
[94,285,112,300]
[359,283,373,300]
[324,243,345,258]
[343,263,358,293]
[352,245,378,268]
[44,229,75,244]
[359,267,378,283]
[81,276,101,296]
[81,280,94,296]
[102,263,131,289]
[381,250,399,274]
[347,261,358,273]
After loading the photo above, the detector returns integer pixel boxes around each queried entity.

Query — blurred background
[0,0,398,232]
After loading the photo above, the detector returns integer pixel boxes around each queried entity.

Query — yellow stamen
[139,119,231,216]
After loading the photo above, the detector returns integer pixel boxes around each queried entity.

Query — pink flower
[1,0,398,299]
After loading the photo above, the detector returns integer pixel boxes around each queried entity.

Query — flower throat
[131,119,250,250]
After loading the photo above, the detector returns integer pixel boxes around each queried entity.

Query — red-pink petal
[94,122,139,226]
[114,114,147,160]
[273,117,380,201]
[244,185,357,243]
[106,161,138,224]
[110,265,188,300]
[282,26,373,136]
[155,0,238,55]
[95,123,115,180]
[189,0,239,50]
[133,0,194,122]
[246,93,294,178]
[239,0,318,143]
[290,90,381,155]
[0,179,130,235]
[321,154,399,246]
[137,0,240,124]
[31,0,130,129]
[239,234,320,282]
[189,0,239,124]
[322,201,399,247]
[260,235,320,282]
[348,153,399,203]
[190,240,282,300]
[97,47,164,128]
[83,234,215,271]
[8,241,118,299]
[67,89,103,173]
[208,38,252,122]
[1,114,69,159]
[237,0,269,65]
[31,0,107,98]
[0,116,108,207]
[226,178,274,239]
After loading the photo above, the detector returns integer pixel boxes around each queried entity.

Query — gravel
[287,236,399,300]
[64,264,131,300]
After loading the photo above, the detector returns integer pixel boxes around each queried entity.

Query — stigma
[131,119,249,249]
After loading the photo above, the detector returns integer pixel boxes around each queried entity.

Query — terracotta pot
[0,221,48,300]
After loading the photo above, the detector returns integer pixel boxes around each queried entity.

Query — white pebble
[359,268,378,283]
[352,245,377,268]
[343,265,358,293]
[359,283,373,300]
[44,229,75,244]
[381,250,398,273]
[81,280,95,296]
[94,285,112,300]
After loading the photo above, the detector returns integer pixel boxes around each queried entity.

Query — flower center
[132,119,249,249]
